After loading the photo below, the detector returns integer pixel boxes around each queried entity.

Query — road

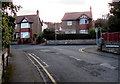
[11,44,119,83]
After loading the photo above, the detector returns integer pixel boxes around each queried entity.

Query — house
[14,10,43,44]
[61,7,93,34]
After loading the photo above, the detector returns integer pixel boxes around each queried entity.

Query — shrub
[43,34,96,40]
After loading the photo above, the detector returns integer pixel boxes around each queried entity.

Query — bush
[43,34,96,40]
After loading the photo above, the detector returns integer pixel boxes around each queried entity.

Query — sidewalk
[84,46,119,59]
[8,49,44,82]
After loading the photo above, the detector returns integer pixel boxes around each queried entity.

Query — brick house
[61,7,93,34]
[14,10,43,44]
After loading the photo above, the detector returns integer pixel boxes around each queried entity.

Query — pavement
[8,48,44,82]
[84,46,119,59]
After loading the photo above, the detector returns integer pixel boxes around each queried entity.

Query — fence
[101,32,120,54]
[102,32,120,42]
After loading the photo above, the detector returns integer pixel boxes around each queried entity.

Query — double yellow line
[28,53,57,84]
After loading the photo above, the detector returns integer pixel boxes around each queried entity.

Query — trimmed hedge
[43,34,96,40]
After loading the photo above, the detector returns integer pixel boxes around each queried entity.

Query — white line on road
[31,53,49,67]
[53,47,63,50]
[69,56,82,61]
[100,63,117,70]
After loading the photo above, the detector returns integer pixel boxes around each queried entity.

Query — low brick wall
[46,39,96,45]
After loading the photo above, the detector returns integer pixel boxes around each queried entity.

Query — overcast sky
[13,0,112,22]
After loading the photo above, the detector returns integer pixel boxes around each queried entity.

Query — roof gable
[20,17,33,23]
[79,14,89,19]
[16,15,41,24]
[62,11,92,21]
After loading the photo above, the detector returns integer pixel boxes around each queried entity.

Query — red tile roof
[62,11,92,21]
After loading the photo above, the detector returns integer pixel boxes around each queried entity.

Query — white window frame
[21,23,30,28]
[67,21,72,26]
[80,30,88,34]
[79,19,89,24]
[21,32,30,38]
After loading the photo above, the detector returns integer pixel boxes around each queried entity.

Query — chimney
[90,6,92,18]
[36,10,39,16]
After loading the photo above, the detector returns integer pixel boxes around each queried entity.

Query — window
[21,32,30,38]
[21,23,30,28]
[64,30,76,34]
[67,21,72,26]
[79,19,89,24]
[80,30,88,34]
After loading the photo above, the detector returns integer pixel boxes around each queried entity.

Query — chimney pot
[37,10,39,16]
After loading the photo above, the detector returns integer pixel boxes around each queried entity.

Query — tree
[95,18,107,32]
[43,28,55,34]
[1,1,21,48]
[108,1,120,32]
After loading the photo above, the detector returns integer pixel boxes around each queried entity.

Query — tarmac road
[10,44,119,83]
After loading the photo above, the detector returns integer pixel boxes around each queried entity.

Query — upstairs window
[79,19,89,24]
[21,23,30,28]
[67,21,72,26]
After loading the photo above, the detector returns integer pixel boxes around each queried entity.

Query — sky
[13,0,112,22]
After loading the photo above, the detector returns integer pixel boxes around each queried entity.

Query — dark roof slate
[16,15,41,24]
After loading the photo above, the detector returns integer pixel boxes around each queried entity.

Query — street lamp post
[95,28,98,45]
[55,24,57,45]
[55,32,57,45]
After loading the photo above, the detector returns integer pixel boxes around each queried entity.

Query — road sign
[95,28,98,33]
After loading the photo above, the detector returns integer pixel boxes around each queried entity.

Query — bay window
[21,32,30,38]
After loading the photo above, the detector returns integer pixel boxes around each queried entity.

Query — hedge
[43,34,96,40]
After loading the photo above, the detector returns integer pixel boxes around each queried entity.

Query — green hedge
[43,34,96,40]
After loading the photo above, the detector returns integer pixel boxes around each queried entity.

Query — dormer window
[79,14,89,24]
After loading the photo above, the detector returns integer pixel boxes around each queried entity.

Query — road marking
[100,63,117,70]
[28,53,57,84]
[79,48,85,52]
[69,56,82,61]
[31,53,49,67]
[27,55,47,83]
[53,47,63,50]
[40,50,51,52]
